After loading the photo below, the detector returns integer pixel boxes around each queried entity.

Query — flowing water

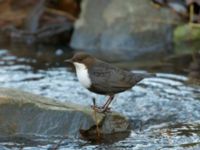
[0,45,200,150]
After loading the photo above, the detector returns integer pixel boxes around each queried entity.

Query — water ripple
[0,49,200,149]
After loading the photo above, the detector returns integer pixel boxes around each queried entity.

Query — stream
[0,45,200,150]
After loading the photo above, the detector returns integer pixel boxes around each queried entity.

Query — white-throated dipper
[65,52,155,113]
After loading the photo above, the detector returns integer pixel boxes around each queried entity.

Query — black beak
[64,59,73,63]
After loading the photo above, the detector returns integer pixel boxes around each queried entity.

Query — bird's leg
[92,95,114,113]
[92,97,97,108]
[91,95,112,109]
[101,95,114,112]
[101,95,114,109]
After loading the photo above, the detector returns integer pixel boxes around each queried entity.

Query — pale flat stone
[0,88,130,140]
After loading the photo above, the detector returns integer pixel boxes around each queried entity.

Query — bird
[65,52,155,113]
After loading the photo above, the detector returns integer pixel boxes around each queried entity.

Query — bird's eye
[77,56,87,62]
[75,57,83,62]
[77,58,82,62]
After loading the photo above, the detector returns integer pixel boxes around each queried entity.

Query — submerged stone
[0,88,130,141]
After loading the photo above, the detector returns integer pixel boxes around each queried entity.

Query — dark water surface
[0,45,200,150]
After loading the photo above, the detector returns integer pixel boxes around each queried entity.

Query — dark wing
[88,60,141,94]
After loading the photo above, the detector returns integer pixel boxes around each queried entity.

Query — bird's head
[65,52,95,68]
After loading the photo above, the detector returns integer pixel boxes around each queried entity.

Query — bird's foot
[90,105,111,113]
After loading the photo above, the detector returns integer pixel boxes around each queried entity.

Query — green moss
[175,25,200,40]
[174,24,200,53]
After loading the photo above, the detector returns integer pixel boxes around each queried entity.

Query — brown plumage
[66,52,155,112]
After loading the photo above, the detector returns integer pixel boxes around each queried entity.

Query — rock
[70,0,179,61]
[0,88,130,141]
[188,59,200,79]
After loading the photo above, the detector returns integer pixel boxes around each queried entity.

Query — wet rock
[188,59,200,81]
[70,0,179,61]
[0,88,130,140]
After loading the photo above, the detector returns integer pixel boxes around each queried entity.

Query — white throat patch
[73,62,92,88]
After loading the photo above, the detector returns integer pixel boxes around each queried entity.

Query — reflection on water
[0,48,200,149]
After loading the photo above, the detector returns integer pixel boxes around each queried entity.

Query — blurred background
[0,0,200,149]
[0,0,199,77]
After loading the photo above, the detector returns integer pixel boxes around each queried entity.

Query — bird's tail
[137,72,156,78]
[131,71,156,83]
